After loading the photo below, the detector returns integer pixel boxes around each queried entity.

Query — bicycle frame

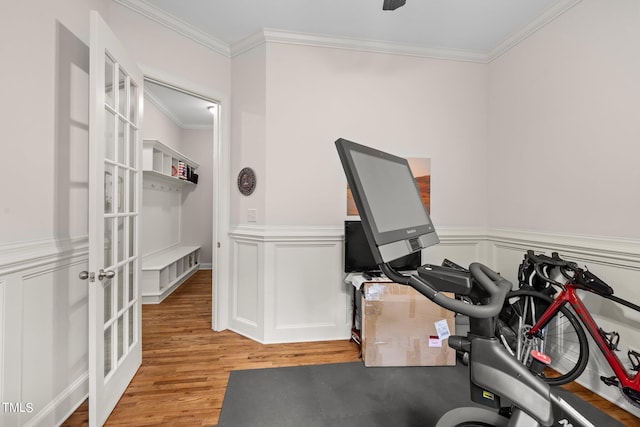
[529,283,640,392]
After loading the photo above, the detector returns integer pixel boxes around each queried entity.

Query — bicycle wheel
[497,288,589,386]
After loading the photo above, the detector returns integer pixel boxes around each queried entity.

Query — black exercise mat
[217,361,626,427]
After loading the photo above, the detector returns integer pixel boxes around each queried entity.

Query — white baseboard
[27,374,88,427]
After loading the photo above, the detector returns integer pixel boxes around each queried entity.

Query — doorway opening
[142,77,227,330]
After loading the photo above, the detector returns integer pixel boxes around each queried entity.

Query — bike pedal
[599,327,620,351]
[629,349,640,372]
[600,375,619,387]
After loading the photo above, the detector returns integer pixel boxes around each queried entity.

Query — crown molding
[487,0,582,62]
[112,0,231,57]
[141,88,213,130]
[143,87,186,127]
[232,29,488,63]
[115,0,582,63]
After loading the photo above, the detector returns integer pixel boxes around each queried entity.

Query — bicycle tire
[497,288,589,386]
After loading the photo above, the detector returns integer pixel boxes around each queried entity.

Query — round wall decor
[237,167,257,196]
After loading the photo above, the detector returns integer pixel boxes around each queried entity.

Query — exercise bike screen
[350,150,430,234]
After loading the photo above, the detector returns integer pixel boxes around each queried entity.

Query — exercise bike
[335,137,597,427]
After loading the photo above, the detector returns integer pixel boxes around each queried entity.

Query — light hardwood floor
[63,270,640,426]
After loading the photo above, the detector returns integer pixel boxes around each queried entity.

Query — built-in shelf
[141,245,200,304]
[142,139,199,187]
[141,139,201,303]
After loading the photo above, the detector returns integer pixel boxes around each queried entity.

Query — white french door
[88,11,143,426]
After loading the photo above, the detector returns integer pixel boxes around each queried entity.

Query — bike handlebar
[381,262,511,318]
[526,250,577,269]
[524,250,579,287]
[522,250,616,297]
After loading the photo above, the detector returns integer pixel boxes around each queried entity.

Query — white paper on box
[434,319,451,340]
[364,283,388,301]
[428,336,442,347]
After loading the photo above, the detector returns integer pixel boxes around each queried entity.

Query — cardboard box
[361,282,456,367]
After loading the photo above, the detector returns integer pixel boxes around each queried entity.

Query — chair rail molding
[0,236,89,275]
[487,228,640,268]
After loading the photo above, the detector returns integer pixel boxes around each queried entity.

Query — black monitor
[336,138,439,265]
[344,220,421,273]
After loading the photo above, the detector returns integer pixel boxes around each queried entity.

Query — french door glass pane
[128,261,135,303]
[117,167,125,213]
[129,127,136,168]
[117,217,125,263]
[104,164,114,213]
[118,119,126,164]
[129,81,138,125]
[104,326,112,376]
[128,306,135,347]
[104,278,113,323]
[118,67,127,117]
[117,266,125,311]
[129,217,135,258]
[105,110,116,161]
[117,317,124,361]
[104,218,113,268]
[105,54,115,108]
[128,172,136,213]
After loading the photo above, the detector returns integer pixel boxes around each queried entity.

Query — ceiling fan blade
[383,0,406,11]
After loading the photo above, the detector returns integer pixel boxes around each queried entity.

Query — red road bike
[497,251,640,409]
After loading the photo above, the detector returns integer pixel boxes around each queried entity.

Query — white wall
[231,45,267,225]
[143,101,182,151]
[228,39,490,345]
[181,128,214,265]
[264,43,489,228]
[487,0,640,239]
[141,102,183,257]
[0,0,105,245]
[487,0,640,415]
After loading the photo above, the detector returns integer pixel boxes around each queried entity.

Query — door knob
[98,269,116,281]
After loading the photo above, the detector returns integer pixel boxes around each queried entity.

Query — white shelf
[142,139,199,187]
[143,170,196,188]
[141,140,201,303]
[141,245,200,304]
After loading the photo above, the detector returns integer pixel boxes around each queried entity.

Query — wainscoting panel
[228,226,492,344]
[0,238,89,427]
[229,238,262,340]
[267,241,347,343]
[229,226,349,344]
